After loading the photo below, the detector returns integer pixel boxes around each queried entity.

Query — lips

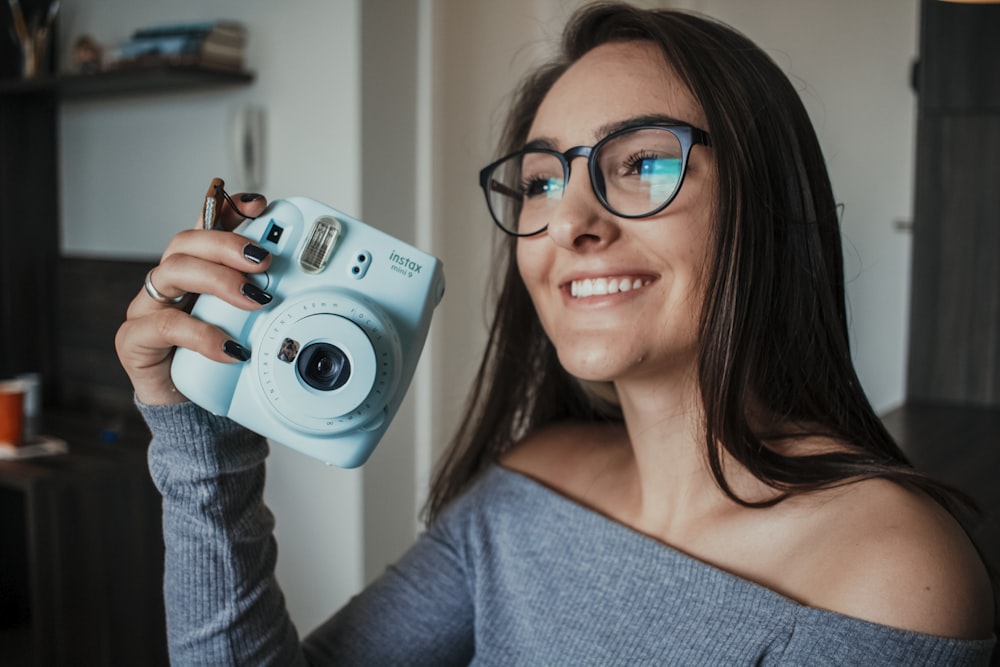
[569,276,654,298]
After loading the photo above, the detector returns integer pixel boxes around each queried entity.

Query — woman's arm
[142,401,474,666]
[143,401,300,665]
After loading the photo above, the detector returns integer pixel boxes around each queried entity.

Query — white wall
[427,0,554,466]
[58,0,364,634]
[358,0,428,584]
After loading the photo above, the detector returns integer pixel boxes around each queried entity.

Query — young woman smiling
[116,3,996,664]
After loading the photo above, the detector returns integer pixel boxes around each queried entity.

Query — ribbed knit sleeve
[141,400,475,666]
[300,513,475,664]
[142,400,303,666]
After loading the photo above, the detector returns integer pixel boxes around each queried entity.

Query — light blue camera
[171,197,445,468]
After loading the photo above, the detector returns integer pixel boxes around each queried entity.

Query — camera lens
[297,343,351,391]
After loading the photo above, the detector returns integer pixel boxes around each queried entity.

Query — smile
[569,276,653,298]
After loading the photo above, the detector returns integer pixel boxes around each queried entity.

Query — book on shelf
[131,20,245,41]
[108,20,247,71]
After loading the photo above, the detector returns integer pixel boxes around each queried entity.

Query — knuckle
[173,228,201,246]
[154,309,222,357]
[124,292,146,319]
[162,230,193,258]
[157,252,184,273]
[191,325,219,354]
[154,308,182,341]
[114,321,131,355]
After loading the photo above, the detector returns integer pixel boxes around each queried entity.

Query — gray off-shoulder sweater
[140,401,996,666]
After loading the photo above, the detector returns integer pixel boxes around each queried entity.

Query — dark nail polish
[243,244,270,264]
[241,282,273,305]
[223,340,252,362]
[240,193,264,203]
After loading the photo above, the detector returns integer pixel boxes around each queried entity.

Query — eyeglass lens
[486,127,686,235]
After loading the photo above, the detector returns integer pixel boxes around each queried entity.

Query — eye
[520,176,564,199]
[518,151,565,200]
[621,151,679,177]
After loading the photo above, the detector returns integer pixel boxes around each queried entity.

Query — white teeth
[569,277,649,298]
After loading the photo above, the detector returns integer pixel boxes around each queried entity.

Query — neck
[612,370,769,539]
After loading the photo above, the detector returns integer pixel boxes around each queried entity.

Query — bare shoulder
[800,478,994,639]
[500,421,630,495]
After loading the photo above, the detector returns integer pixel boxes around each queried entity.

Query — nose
[545,157,619,251]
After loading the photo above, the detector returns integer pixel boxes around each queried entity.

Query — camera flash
[299,216,342,274]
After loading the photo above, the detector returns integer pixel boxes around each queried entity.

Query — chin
[554,345,635,384]
[554,338,700,388]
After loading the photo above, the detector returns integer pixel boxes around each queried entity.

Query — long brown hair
[424,3,968,522]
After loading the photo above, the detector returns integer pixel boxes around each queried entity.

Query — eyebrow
[523,113,692,152]
[595,114,689,140]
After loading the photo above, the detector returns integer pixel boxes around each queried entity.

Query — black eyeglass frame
[478,123,712,237]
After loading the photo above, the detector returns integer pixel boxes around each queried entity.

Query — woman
[117,3,996,664]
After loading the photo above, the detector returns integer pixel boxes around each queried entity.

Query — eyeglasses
[479,124,711,237]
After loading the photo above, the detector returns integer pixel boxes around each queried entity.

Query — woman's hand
[115,193,271,405]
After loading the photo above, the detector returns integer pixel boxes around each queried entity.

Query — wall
[358,0,428,583]
[57,0,364,634]
[426,0,557,483]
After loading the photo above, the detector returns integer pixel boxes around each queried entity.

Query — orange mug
[0,380,26,446]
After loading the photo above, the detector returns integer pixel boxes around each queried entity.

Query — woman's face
[516,40,716,386]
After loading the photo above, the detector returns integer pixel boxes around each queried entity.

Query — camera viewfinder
[266,222,284,244]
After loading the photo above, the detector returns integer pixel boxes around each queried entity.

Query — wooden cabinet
[0,415,166,667]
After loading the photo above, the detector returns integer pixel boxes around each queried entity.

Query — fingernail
[223,340,252,362]
[243,244,270,264]
[240,193,264,203]
[241,282,273,305]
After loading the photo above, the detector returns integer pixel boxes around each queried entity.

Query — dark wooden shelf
[0,64,254,100]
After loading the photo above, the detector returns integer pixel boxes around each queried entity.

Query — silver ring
[144,269,187,305]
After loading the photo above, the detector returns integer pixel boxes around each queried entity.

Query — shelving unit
[0,64,254,392]
[0,64,255,99]
[0,65,254,666]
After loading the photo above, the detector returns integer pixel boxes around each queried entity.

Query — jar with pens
[4,0,59,79]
